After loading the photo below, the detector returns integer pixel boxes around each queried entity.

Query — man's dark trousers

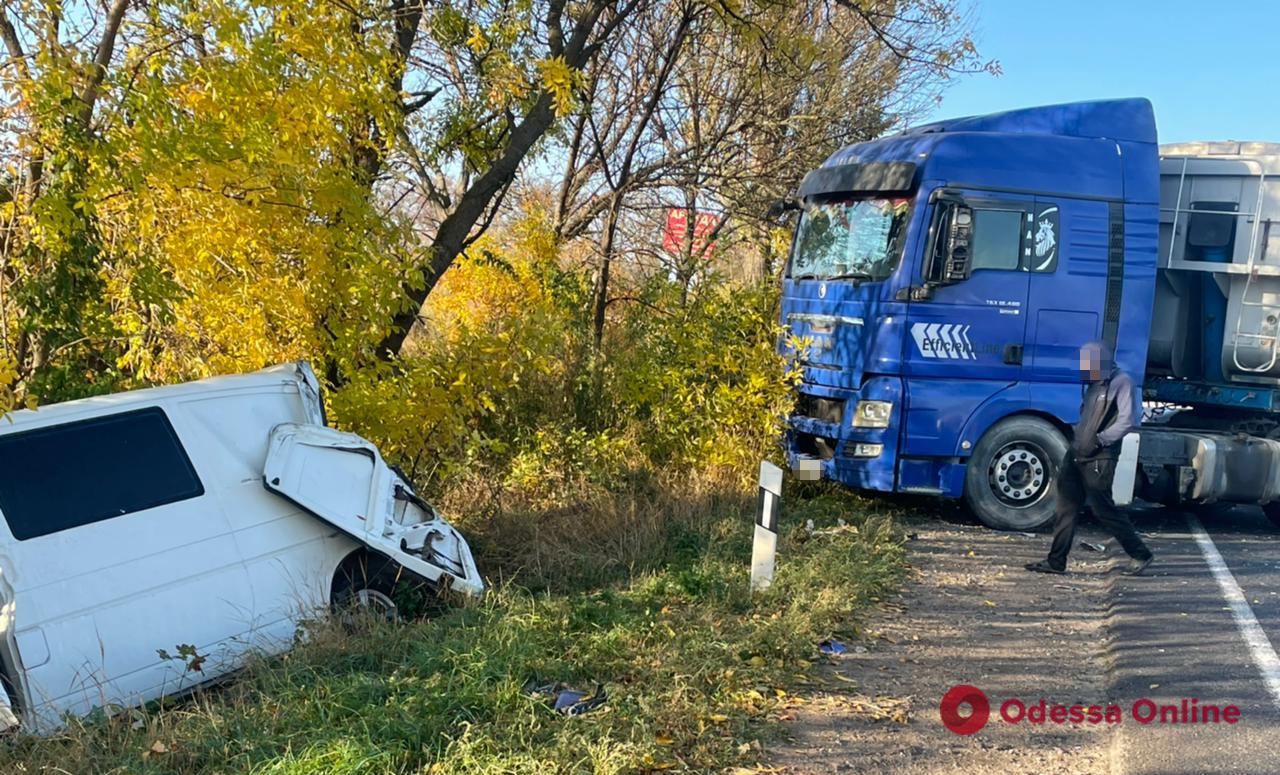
[1046,449,1152,570]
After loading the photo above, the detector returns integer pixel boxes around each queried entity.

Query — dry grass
[446,468,754,591]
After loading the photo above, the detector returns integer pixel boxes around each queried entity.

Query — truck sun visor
[798,161,917,199]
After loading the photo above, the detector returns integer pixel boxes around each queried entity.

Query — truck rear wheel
[964,416,1068,530]
[1263,502,1280,528]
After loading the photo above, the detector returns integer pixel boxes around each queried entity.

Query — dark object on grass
[818,638,848,655]
[522,678,608,716]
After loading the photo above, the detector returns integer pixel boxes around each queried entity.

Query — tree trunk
[376,93,559,360]
[591,192,623,349]
[679,189,697,306]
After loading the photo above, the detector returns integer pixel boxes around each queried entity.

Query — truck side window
[0,407,204,541]
[969,209,1025,272]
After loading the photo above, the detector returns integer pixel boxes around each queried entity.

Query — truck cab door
[262,424,482,596]
[1023,196,1107,384]
[901,190,1035,455]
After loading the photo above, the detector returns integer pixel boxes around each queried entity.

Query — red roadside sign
[662,208,721,256]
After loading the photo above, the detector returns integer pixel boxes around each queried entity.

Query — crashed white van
[0,362,481,731]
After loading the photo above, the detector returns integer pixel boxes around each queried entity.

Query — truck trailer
[781,98,1280,530]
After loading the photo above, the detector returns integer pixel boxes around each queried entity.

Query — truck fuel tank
[1136,427,1280,506]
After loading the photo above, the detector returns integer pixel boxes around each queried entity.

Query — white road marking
[1187,514,1280,711]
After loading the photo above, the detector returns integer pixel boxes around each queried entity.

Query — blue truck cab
[781,99,1162,528]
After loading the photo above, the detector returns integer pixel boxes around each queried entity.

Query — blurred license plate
[793,457,822,481]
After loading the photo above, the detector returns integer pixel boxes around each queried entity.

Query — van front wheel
[964,416,1067,530]
[331,552,401,620]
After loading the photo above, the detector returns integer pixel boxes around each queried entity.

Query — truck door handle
[1003,344,1023,365]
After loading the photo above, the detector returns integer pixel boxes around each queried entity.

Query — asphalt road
[767,501,1280,774]
[1107,504,1280,775]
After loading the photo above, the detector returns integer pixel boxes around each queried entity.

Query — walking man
[1026,341,1154,576]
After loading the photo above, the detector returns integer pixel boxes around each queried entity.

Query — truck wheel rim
[989,442,1049,508]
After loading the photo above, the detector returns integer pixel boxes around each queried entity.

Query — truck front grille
[793,432,837,460]
[794,394,846,425]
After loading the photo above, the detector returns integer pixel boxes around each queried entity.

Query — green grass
[0,489,907,774]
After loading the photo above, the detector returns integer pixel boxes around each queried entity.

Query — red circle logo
[940,684,990,735]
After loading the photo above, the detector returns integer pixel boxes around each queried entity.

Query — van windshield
[789,196,911,282]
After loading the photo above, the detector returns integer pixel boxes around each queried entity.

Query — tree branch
[0,10,28,78]
[78,0,131,128]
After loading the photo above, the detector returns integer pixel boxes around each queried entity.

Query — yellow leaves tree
[0,0,414,399]
[1,0,661,406]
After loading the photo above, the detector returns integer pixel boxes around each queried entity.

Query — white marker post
[751,461,784,592]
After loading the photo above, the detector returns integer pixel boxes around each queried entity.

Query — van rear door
[261,424,482,596]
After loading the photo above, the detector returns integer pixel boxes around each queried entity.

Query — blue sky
[925,0,1280,143]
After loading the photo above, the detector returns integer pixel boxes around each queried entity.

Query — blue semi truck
[780,98,1280,529]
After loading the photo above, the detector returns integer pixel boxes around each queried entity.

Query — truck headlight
[852,400,893,428]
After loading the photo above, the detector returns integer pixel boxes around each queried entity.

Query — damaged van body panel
[263,423,483,597]
[0,362,481,732]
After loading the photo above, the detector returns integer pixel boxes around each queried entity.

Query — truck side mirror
[766,197,801,220]
[941,204,974,283]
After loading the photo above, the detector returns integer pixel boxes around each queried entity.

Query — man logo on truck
[1034,206,1059,271]
[911,322,977,359]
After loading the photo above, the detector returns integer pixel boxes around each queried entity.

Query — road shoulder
[770,515,1116,775]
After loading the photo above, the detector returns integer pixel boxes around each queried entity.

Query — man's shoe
[1024,560,1065,575]
[1120,556,1154,576]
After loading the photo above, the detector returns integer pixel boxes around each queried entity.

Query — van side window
[969,209,1025,272]
[0,407,203,540]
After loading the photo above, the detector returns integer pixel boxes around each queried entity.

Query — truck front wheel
[964,416,1068,530]
[1263,501,1280,528]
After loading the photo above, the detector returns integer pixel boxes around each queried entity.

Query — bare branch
[79,0,132,127]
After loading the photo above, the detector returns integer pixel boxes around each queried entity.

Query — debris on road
[818,639,848,656]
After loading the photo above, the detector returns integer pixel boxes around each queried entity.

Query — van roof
[1,363,320,432]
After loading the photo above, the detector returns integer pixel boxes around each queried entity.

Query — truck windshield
[789,196,911,281]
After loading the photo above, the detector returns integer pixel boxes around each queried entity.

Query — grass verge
[0,488,907,774]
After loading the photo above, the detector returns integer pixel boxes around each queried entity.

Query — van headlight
[852,400,892,428]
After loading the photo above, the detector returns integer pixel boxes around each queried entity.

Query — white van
[0,362,481,731]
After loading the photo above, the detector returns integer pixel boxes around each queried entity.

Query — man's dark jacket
[1072,368,1137,461]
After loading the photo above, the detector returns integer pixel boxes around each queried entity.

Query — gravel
[769,512,1118,775]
